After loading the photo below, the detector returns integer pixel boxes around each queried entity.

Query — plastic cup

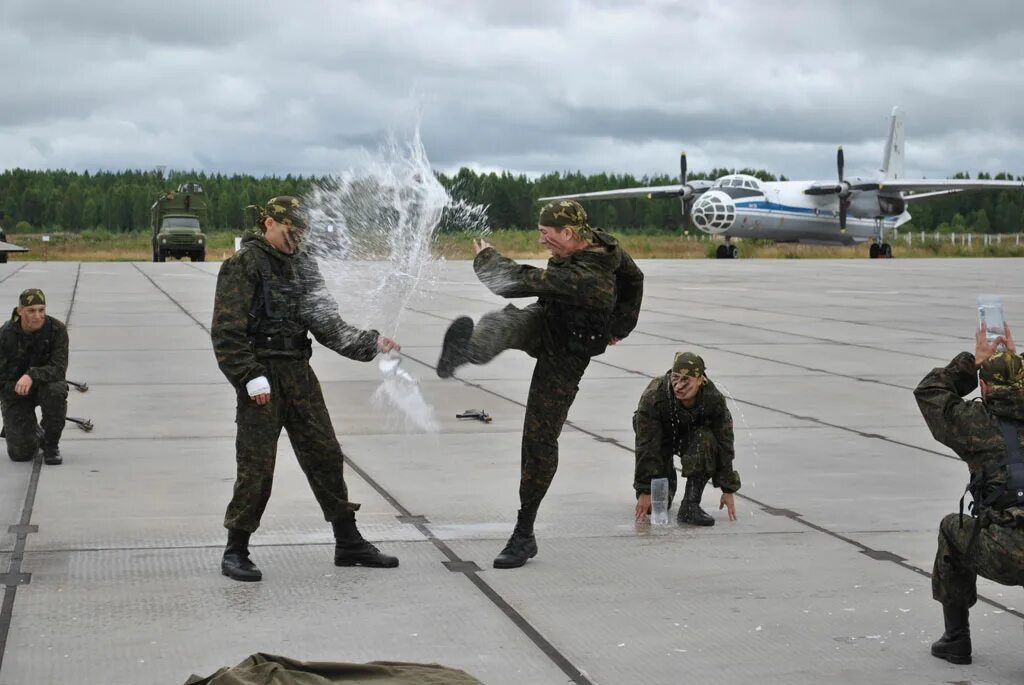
[651,477,670,526]
[978,295,1005,341]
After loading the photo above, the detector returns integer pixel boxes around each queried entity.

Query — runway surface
[1,258,1022,684]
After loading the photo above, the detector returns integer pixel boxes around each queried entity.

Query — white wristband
[246,376,270,397]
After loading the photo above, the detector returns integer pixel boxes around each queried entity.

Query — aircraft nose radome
[691,190,736,234]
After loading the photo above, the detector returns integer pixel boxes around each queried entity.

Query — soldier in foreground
[436,200,644,568]
[0,288,69,465]
[914,323,1024,665]
[212,197,401,582]
[633,352,739,525]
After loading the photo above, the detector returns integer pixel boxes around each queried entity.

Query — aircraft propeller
[680,152,691,226]
[837,146,849,232]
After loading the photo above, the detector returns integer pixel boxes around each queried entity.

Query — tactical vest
[544,299,612,358]
[247,249,312,359]
[1,318,54,382]
[963,418,1024,517]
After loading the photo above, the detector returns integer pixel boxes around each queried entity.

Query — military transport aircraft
[541,108,1024,258]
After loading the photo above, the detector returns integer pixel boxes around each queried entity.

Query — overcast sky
[3,0,1023,181]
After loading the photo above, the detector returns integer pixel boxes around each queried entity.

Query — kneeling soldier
[0,288,69,466]
[914,324,1024,665]
[633,352,739,525]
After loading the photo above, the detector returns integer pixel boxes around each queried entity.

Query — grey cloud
[2,0,1023,183]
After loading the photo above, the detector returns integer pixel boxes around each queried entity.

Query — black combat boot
[493,509,539,569]
[221,528,262,582]
[332,513,399,568]
[930,604,971,664]
[42,441,62,466]
[437,316,474,379]
[677,476,715,526]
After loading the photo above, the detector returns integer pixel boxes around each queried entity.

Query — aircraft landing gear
[869,242,892,259]
[868,219,892,258]
[716,240,739,259]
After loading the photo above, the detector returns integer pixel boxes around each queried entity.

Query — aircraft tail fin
[880,106,905,180]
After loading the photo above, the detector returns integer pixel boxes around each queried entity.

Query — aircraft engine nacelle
[848,191,905,218]
[690,190,735,234]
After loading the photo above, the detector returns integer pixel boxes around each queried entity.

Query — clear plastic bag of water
[978,295,1005,342]
[650,477,670,526]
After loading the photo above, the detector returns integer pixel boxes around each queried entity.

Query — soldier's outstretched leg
[37,380,68,465]
[438,304,543,378]
[1,394,41,462]
[494,352,589,569]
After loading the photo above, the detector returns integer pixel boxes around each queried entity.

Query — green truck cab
[151,182,208,262]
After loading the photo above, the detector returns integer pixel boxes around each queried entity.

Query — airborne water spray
[304,127,488,433]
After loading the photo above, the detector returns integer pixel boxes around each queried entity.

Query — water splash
[712,380,761,498]
[302,126,488,432]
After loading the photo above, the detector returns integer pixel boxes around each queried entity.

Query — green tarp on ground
[184,653,484,685]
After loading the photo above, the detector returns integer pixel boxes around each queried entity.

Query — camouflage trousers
[224,358,359,533]
[932,513,1024,606]
[653,427,719,505]
[466,304,590,513]
[1,381,67,462]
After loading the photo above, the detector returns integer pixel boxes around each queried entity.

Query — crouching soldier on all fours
[436,199,644,569]
[212,196,402,582]
[633,352,740,526]
[914,323,1024,665]
[0,288,69,466]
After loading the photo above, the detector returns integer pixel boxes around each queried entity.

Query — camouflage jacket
[0,314,69,390]
[914,351,1024,527]
[212,232,379,388]
[633,373,740,495]
[473,229,643,356]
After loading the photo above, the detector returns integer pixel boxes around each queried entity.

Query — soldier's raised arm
[473,248,615,310]
[913,351,980,457]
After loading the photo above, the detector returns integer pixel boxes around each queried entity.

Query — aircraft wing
[0,240,28,253]
[878,179,1024,194]
[539,181,713,202]
[901,189,965,203]
[539,185,683,201]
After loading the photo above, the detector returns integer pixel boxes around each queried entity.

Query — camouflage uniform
[0,289,69,463]
[444,200,643,566]
[914,351,1024,608]
[212,207,379,534]
[633,372,740,505]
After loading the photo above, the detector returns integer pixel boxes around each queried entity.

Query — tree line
[1,167,1021,234]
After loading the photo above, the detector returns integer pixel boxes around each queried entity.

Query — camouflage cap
[672,352,705,378]
[538,200,593,241]
[263,196,308,230]
[980,351,1024,390]
[18,288,45,307]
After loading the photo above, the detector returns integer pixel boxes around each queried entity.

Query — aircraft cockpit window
[743,180,756,189]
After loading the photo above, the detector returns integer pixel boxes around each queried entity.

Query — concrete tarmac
[1,258,1022,684]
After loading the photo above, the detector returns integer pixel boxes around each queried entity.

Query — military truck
[151,182,208,262]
